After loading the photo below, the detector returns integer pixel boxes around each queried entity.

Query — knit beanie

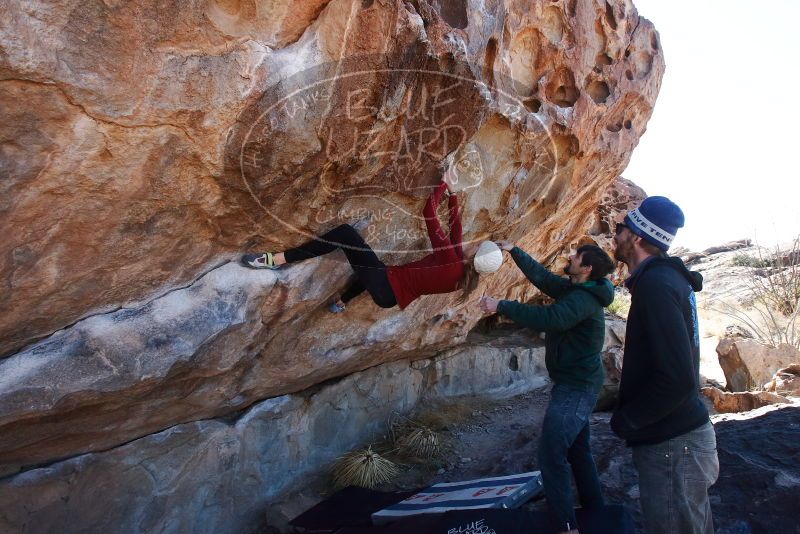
[474,241,503,273]
[624,196,685,251]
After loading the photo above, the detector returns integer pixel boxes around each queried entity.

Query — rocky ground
[269,388,800,534]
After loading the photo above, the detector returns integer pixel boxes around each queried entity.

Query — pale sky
[624,0,800,251]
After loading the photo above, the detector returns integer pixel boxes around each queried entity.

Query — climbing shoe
[242,252,280,270]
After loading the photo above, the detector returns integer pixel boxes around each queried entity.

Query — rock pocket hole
[524,97,542,113]
[542,6,565,44]
[606,123,623,132]
[545,67,579,108]
[586,80,610,104]
[625,69,633,80]
[624,119,632,129]
[553,85,579,107]
[211,0,244,15]
[604,1,617,30]
[509,29,542,96]
[509,355,520,371]
[595,53,613,67]
[437,0,468,29]
[483,38,498,91]
[632,51,654,79]
[552,133,580,165]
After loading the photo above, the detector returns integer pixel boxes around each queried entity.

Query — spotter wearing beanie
[624,196,685,252]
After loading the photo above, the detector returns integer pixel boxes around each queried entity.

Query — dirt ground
[265,388,619,531]
[383,389,642,528]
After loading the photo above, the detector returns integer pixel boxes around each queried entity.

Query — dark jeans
[632,422,718,534]
[284,224,397,308]
[539,383,604,532]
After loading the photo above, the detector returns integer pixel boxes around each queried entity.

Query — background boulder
[716,339,799,392]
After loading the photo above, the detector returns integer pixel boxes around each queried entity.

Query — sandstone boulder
[0,0,662,478]
[701,386,790,414]
[765,363,800,397]
[716,338,799,392]
[0,334,548,534]
[723,324,753,340]
[702,239,752,256]
[680,239,754,268]
[596,314,626,410]
[1,0,662,358]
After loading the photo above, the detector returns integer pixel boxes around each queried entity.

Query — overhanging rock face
[0,0,660,490]
[0,335,549,534]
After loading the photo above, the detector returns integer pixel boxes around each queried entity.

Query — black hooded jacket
[610,255,710,446]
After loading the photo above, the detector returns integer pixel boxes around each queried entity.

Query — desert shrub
[731,254,775,269]
[397,426,441,458]
[606,287,631,319]
[332,446,400,489]
[389,412,446,459]
[715,237,800,349]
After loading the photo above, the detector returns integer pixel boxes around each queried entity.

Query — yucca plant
[397,426,441,458]
[332,446,400,489]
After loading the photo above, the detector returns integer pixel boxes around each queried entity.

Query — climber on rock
[242,167,503,313]
[479,243,615,534]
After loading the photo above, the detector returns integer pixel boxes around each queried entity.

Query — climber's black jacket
[611,255,710,446]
